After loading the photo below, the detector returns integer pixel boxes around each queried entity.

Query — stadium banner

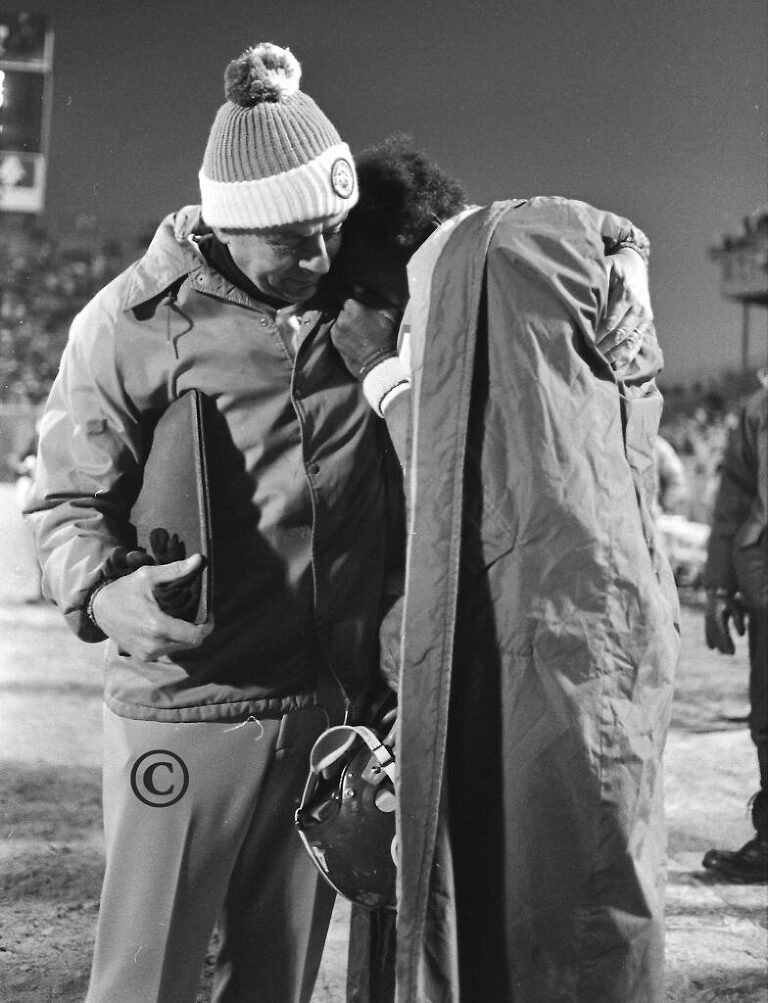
[0,11,53,214]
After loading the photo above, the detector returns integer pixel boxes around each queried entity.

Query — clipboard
[131,389,213,624]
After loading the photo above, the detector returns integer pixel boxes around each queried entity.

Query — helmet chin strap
[309,726,359,775]
[308,726,401,786]
[308,724,396,784]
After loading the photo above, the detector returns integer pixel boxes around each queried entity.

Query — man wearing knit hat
[26,43,396,1003]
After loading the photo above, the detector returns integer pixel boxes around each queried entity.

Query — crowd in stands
[660,396,733,524]
[659,377,762,525]
[654,374,767,590]
[0,219,129,405]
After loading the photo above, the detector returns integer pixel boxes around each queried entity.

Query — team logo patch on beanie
[331,158,355,199]
[199,43,358,227]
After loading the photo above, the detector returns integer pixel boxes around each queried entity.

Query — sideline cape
[393,199,680,1002]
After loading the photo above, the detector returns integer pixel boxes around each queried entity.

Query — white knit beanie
[199,43,358,229]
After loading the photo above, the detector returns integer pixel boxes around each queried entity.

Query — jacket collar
[122,205,274,314]
[123,205,208,311]
[122,204,330,319]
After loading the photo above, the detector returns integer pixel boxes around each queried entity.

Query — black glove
[331,288,401,381]
[148,528,204,620]
[704,591,746,656]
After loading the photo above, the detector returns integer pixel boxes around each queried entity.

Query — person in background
[25,43,398,1003]
[12,415,43,602]
[332,138,680,1003]
[702,381,768,883]
[653,433,689,516]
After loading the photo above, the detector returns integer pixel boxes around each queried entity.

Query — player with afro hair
[329,135,468,309]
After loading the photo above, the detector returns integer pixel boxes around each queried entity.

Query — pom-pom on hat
[199,42,358,229]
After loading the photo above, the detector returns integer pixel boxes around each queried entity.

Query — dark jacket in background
[703,384,768,789]
[703,385,768,605]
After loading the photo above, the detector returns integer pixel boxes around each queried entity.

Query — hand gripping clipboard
[131,389,213,624]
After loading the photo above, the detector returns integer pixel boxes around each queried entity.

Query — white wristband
[379,381,411,415]
[362,357,412,417]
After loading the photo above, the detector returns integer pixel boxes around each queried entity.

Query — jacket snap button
[307,462,320,476]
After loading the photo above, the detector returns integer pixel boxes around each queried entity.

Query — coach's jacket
[392,199,681,1002]
[26,206,393,723]
[703,385,768,608]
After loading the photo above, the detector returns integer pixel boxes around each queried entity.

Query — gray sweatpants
[85,705,335,1003]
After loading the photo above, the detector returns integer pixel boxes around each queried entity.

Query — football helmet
[295,724,397,910]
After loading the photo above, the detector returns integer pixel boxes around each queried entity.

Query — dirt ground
[1,483,766,1002]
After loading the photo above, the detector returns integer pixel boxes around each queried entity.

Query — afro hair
[325,136,467,305]
[345,135,467,263]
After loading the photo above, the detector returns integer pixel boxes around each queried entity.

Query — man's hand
[597,248,654,371]
[379,593,404,694]
[704,591,747,656]
[331,290,401,381]
[91,554,213,661]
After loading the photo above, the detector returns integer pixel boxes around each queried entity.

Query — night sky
[6,0,768,383]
